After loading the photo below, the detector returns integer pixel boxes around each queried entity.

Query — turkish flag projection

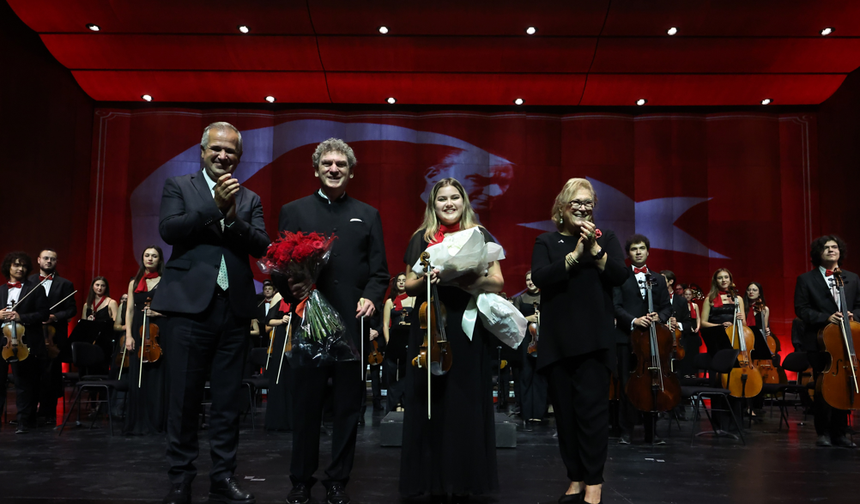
[89,109,819,362]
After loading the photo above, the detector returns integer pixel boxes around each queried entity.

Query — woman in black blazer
[531,178,629,504]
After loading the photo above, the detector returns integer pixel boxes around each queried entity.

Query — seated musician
[794,235,859,448]
[612,234,672,445]
[1,252,49,434]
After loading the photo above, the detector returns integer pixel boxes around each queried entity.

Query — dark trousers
[520,355,548,420]
[37,357,62,421]
[11,356,41,425]
[808,351,849,438]
[290,360,363,488]
[497,364,521,412]
[165,294,250,484]
[548,353,610,486]
[370,363,382,405]
[384,356,407,410]
[1,360,7,417]
[678,332,701,377]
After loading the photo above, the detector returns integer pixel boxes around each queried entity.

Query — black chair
[58,342,128,436]
[241,348,271,430]
[680,348,746,445]
[764,351,810,431]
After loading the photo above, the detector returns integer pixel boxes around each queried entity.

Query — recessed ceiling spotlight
[86,23,100,32]
[141,94,152,102]
[821,27,833,36]
[386,97,396,104]
[238,25,251,34]
[636,98,647,106]
[761,98,772,105]
[667,27,678,36]
[525,26,537,35]
[514,98,524,105]
[265,96,276,103]
[378,26,389,34]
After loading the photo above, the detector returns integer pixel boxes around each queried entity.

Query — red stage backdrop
[89,109,819,360]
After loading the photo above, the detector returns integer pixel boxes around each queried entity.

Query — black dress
[384,304,411,410]
[124,287,167,435]
[399,229,499,497]
[701,303,735,356]
[264,302,293,432]
[513,292,547,421]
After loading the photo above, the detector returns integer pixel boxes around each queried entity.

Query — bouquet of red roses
[258,231,358,366]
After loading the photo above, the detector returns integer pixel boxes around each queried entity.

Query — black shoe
[522,420,533,432]
[358,416,365,426]
[286,483,310,504]
[816,434,833,447]
[326,482,350,504]
[558,492,582,503]
[833,435,858,448]
[15,424,29,434]
[209,476,255,504]
[652,435,667,446]
[162,483,191,504]
[618,434,631,445]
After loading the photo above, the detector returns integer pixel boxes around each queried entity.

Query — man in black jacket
[279,138,389,504]
[612,234,671,445]
[661,270,697,378]
[1,251,49,433]
[28,248,76,426]
[152,122,270,504]
[794,234,859,449]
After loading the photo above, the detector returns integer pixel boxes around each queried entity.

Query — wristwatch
[593,248,606,260]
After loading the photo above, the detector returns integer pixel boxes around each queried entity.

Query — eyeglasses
[567,200,594,210]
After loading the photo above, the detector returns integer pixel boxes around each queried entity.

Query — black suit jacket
[0,278,50,357]
[670,293,695,335]
[28,273,75,350]
[279,192,389,349]
[794,268,860,351]
[152,170,270,318]
[613,267,672,343]
[531,229,630,370]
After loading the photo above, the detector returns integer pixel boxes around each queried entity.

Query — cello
[137,298,162,387]
[722,289,763,399]
[750,298,783,385]
[817,267,860,410]
[412,251,452,419]
[626,274,681,414]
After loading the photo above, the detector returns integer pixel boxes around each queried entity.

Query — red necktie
[825,269,834,277]
[7,282,22,288]
[634,266,648,274]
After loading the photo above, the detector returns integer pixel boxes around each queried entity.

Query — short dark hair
[661,270,676,285]
[625,234,650,253]
[2,252,33,280]
[38,248,57,257]
[810,235,847,268]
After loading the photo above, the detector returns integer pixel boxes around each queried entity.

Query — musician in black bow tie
[794,235,860,448]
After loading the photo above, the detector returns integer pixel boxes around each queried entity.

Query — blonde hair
[551,178,598,232]
[707,268,734,304]
[416,178,482,242]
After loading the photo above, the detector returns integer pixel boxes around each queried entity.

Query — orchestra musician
[152,122,270,504]
[531,178,629,504]
[612,234,671,445]
[279,138,389,504]
[29,248,76,427]
[257,279,276,348]
[794,235,859,448]
[400,177,504,502]
[382,273,414,412]
[681,286,702,378]
[83,277,118,322]
[511,270,546,431]
[1,252,49,434]
[264,293,293,432]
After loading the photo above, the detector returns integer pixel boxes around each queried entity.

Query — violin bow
[360,314,365,381]
[276,315,291,385]
[50,289,78,311]
[11,273,54,310]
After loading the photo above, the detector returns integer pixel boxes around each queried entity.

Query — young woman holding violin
[82,277,118,323]
[399,178,504,502]
[531,178,629,504]
[680,286,703,378]
[263,290,294,432]
[122,246,166,435]
[382,273,414,411]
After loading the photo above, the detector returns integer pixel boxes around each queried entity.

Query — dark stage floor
[1,396,858,504]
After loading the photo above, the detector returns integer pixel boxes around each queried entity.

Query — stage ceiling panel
[9,0,860,105]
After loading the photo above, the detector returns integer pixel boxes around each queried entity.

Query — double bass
[412,251,452,419]
[626,274,681,413]
[722,289,763,399]
[817,267,860,410]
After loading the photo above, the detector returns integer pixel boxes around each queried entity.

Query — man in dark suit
[661,270,697,378]
[152,122,270,504]
[28,248,76,426]
[612,234,671,445]
[279,138,389,504]
[1,251,49,434]
[794,234,859,449]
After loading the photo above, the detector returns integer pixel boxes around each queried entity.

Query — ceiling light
[525,27,537,35]
[141,94,152,102]
[667,27,678,36]
[86,24,100,32]
[514,98,524,105]
[821,27,833,36]
[636,98,647,106]
[265,96,276,103]
[761,98,772,105]
[238,25,250,34]
[378,26,389,34]
[386,97,396,104]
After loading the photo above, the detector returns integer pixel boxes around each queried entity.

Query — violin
[42,324,60,360]
[750,298,784,385]
[817,267,860,410]
[670,310,685,361]
[527,301,539,357]
[368,339,383,365]
[625,274,681,413]
[136,298,162,387]
[722,287,763,398]
[412,251,452,420]
[2,301,29,363]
